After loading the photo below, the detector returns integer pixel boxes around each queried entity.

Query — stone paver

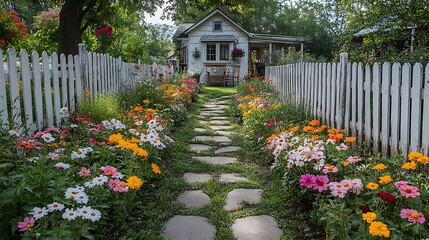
[219,174,248,183]
[198,120,208,125]
[202,110,225,114]
[224,189,263,211]
[183,173,212,184]
[216,130,234,136]
[192,135,231,143]
[193,156,237,165]
[215,146,241,154]
[163,215,216,240]
[188,144,211,153]
[194,128,207,133]
[210,116,228,120]
[231,215,283,240]
[177,190,211,208]
[210,125,233,130]
[200,112,222,116]
[209,120,230,125]
[203,104,227,109]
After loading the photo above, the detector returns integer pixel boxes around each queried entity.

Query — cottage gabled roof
[183,9,252,37]
[173,23,194,39]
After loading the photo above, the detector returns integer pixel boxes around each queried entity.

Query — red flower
[359,204,372,213]
[265,118,276,127]
[377,192,396,204]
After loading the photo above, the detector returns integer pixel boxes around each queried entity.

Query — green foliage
[77,93,121,123]
[26,7,59,54]
[0,7,29,49]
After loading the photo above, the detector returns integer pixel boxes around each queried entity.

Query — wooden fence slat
[390,63,401,155]
[344,63,351,133]
[42,52,54,127]
[364,64,372,147]
[335,61,342,129]
[87,53,93,96]
[381,62,391,155]
[325,63,332,126]
[32,51,44,130]
[372,63,381,155]
[422,63,429,155]
[409,63,423,152]
[52,53,61,126]
[321,63,327,123]
[60,54,68,109]
[350,63,357,137]
[74,55,82,106]
[317,63,322,117]
[7,48,22,126]
[400,63,412,155]
[68,55,75,113]
[357,63,364,144]
[330,63,336,127]
[0,51,7,125]
[20,50,34,131]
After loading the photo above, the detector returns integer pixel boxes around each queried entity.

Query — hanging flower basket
[231,47,245,60]
[192,47,201,59]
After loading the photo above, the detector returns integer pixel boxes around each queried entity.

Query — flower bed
[0,76,198,239]
[231,78,429,239]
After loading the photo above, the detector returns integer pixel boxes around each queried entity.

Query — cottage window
[213,21,222,31]
[219,44,229,60]
[206,44,216,61]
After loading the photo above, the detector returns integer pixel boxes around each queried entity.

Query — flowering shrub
[94,25,113,53]
[232,77,429,239]
[231,47,245,59]
[0,8,28,49]
[0,76,198,239]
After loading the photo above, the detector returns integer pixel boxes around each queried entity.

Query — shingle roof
[173,23,194,39]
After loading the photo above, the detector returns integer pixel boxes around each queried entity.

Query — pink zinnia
[100,166,118,177]
[17,217,35,232]
[350,178,363,195]
[399,185,420,198]
[347,156,361,164]
[322,165,339,174]
[400,209,426,224]
[300,174,316,188]
[108,179,121,192]
[394,180,409,188]
[336,143,348,151]
[331,186,348,198]
[311,175,330,192]
[79,167,91,177]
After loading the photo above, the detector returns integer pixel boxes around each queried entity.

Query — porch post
[269,42,272,64]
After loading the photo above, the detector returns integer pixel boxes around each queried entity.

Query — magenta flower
[399,185,420,198]
[331,186,348,198]
[79,167,91,177]
[100,166,118,177]
[336,143,348,151]
[400,209,426,224]
[394,180,409,188]
[300,174,316,188]
[311,175,330,192]
[347,156,362,164]
[17,217,35,232]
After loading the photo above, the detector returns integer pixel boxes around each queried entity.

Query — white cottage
[174,9,304,86]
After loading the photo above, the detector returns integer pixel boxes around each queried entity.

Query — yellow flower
[417,155,429,165]
[127,176,143,189]
[344,137,356,143]
[343,161,350,167]
[151,163,161,174]
[402,161,417,170]
[243,110,252,117]
[369,221,390,238]
[366,182,379,190]
[362,212,377,223]
[108,133,123,144]
[133,147,148,158]
[372,163,387,170]
[408,152,423,161]
[378,175,393,184]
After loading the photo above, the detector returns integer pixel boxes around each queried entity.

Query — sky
[144,6,176,26]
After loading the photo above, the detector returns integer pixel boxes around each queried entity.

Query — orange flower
[134,106,144,111]
[143,99,150,105]
[309,119,320,126]
[303,126,315,133]
[151,163,161,174]
[289,126,300,132]
[328,133,343,141]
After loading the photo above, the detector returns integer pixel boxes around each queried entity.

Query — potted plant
[231,47,245,63]
[192,47,201,59]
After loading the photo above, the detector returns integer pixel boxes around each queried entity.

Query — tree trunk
[58,0,85,55]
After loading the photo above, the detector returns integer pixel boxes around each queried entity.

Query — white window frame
[205,42,232,62]
[213,21,223,31]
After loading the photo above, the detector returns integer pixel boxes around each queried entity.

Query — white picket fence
[266,53,429,156]
[0,43,174,132]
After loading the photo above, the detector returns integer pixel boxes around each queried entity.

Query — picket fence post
[337,53,348,130]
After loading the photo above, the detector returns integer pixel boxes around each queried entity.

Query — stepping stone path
[163,96,283,240]
[188,143,211,153]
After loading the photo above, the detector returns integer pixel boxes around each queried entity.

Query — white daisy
[84,180,96,188]
[77,206,93,220]
[48,152,60,160]
[87,208,102,222]
[27,157,39,162]
[73,192,88,204]
[62,208,79,220]
[65,187,84,200]
[70,124,78,128]
[54,162,70,170]
[71,151,86,160]
[79,147,93,154]
[29,207,49,220]
[55,148,66,153]
[47,202,65,212]
[41,133,55,143]
[135,120,144,126]
[93,175,108,186]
